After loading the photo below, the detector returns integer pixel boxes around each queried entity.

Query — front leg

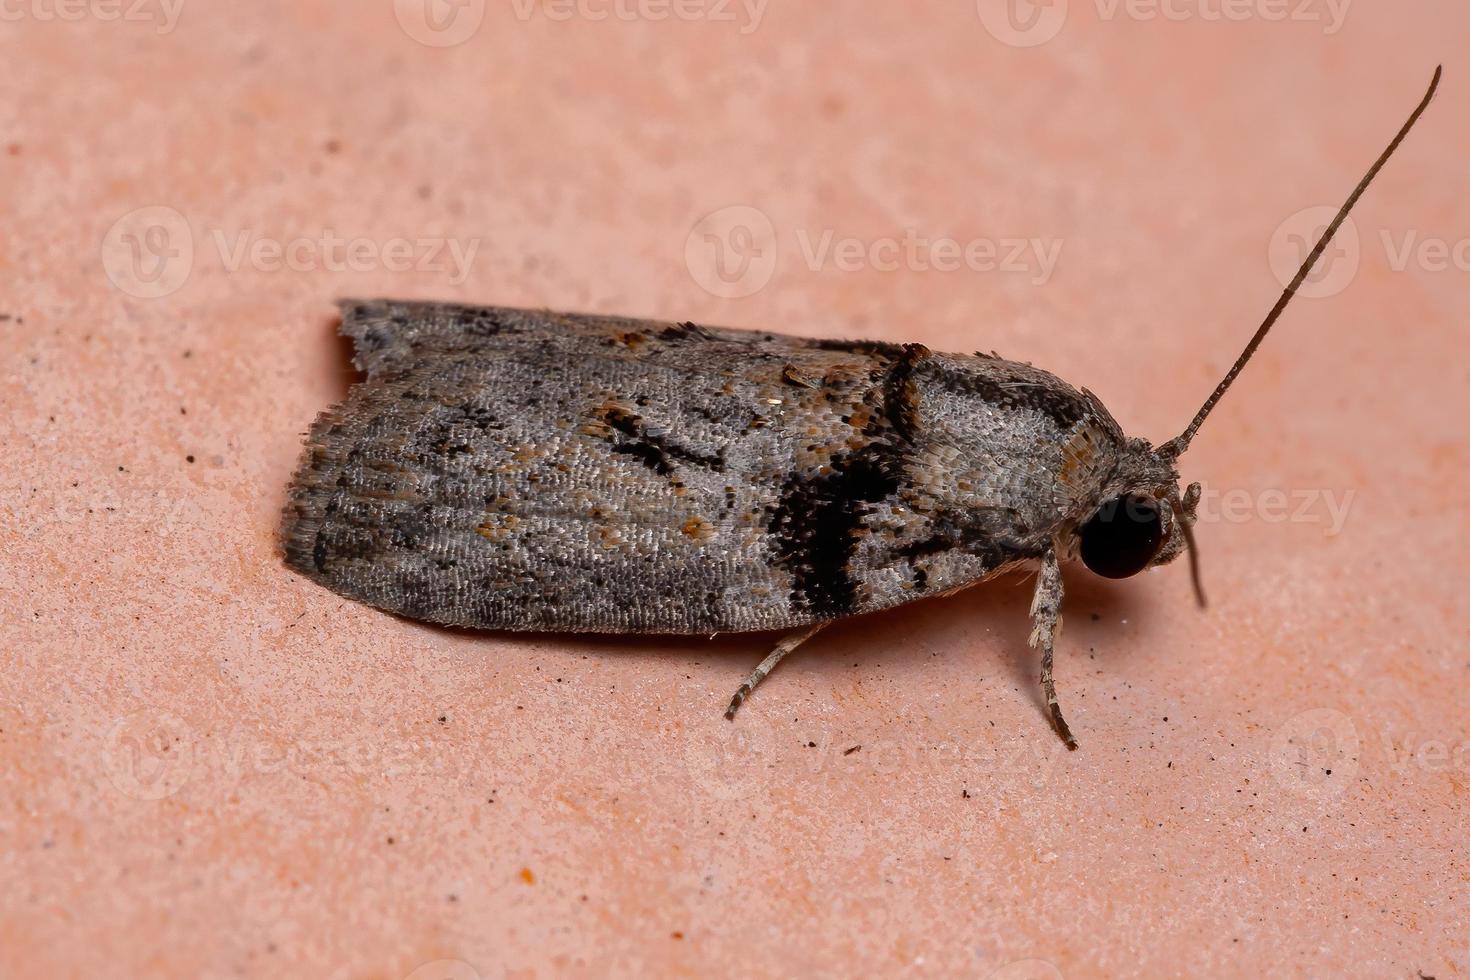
[1030,547,1078,750]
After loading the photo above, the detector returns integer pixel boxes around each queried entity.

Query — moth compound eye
[1080,495,1165,579]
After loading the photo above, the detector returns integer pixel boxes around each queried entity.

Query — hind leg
[724,623,827,719]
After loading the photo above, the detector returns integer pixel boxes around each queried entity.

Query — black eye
[1080,495,1165,579]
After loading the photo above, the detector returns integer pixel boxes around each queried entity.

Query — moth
[281,70,1438,748]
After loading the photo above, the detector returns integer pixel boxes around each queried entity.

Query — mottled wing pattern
[281,300,1118,633]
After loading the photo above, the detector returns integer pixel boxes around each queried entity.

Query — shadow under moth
[281,69,1439,748]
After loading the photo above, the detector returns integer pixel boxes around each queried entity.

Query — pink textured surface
[3,3,1466,977]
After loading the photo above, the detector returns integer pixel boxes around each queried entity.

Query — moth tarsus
[282,69,1439,749]
[724,622,826,720]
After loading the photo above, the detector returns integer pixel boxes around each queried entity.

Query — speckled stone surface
[2,3,1466,977]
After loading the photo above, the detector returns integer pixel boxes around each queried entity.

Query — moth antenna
[1160,66,1442,458]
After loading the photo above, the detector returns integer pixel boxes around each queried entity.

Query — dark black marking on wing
[879,343,928,442]
[765,346,926,616]
[926,360,1086,430]
[601,406,726,476]
[897,509,1034,568]
[807,337,907,357]
[767,442,905,616]
[310,519,376,574]
[659,320,716,341]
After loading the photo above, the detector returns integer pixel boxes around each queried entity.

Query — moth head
[1075,446,1204,598]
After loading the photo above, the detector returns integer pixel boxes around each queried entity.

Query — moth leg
[1030,548,1078,750]
[724,623,827,720]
